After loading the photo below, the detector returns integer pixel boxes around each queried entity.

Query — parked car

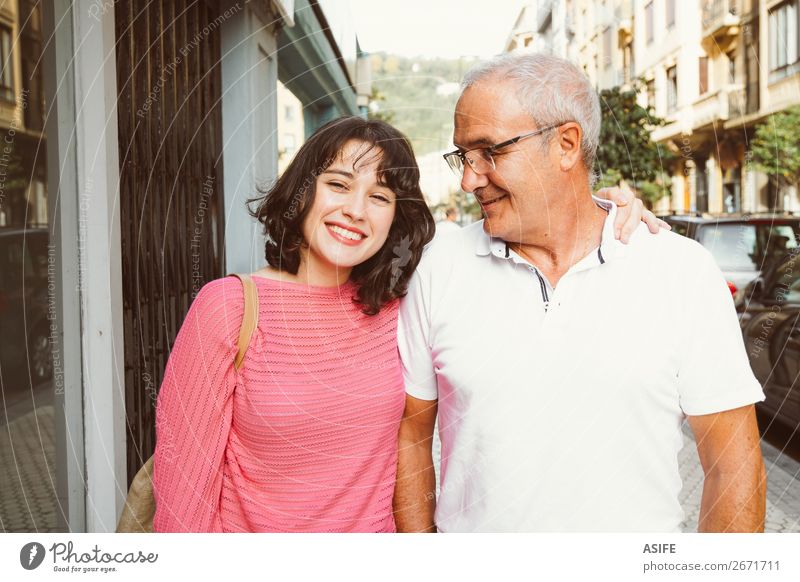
[660,213,800,294]
[0,228,52,388]
[737,250,800,452]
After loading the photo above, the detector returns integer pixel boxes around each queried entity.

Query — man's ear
[557,122,583,171]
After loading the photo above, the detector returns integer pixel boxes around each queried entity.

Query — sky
[348,0,522,58]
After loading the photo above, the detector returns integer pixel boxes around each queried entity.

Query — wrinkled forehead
[454,81,531,146]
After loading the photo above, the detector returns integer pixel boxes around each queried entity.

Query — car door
[742,255,800,429]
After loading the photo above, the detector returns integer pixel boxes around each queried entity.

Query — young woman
[152,116,659,533]
[153,117,435,532]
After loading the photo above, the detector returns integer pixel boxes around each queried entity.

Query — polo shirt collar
[475,195,628,263]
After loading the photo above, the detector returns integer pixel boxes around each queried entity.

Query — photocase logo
[19,542,46,570]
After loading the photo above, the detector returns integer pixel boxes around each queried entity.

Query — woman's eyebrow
[321,169,354,178]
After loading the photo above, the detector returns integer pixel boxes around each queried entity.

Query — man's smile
[477,192,508,208]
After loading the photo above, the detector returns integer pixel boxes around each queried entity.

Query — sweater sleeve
[152,277,244,532]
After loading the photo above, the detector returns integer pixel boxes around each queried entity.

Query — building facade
[0,0,45,228]
[38,0,367,532]
[507,0,800,214]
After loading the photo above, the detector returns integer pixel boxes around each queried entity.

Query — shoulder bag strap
[227,273,259,371]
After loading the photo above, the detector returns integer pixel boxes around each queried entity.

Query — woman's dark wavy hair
[248,116,435,315]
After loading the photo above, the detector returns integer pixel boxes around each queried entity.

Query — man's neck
[508,197,608,287]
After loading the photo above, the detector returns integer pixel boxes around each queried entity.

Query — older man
[394,53,766,533]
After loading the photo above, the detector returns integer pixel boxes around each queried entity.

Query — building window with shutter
[646,79,656,111]
[666,65,678,112]
[0,24,15,103]
[667,0,675,28]
[699,56,709,94]
[769,0,800,81]
[603,27,612,69]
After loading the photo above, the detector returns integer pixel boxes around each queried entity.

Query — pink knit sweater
[152,276,405,532]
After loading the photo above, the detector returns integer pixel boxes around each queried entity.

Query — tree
[596,84,675,208]
[367,86,395,124]
[751,105,800,190]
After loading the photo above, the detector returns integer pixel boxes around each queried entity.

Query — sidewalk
[0,383,58,532]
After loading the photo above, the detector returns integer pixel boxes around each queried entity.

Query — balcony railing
[693,84,744,127]
[728,87,747,119]
[727,84,759,118]
[702,0,741,36]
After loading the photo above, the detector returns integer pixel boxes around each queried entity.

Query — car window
[697,224,757,271]
[0,235,24,292]
[697,222,800,272]
[768,254,800,303]
[667,221,689,237]
[25,234,49,280]
[758,224,799,262]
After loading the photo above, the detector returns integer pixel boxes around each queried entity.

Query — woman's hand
[596,186,671,243]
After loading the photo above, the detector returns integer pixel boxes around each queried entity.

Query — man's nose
[460,163,489,193]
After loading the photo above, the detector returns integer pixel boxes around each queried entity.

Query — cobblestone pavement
[0,384,58,533]
[432,421,800,532]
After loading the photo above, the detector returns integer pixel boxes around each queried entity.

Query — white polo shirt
[398,198,765,532]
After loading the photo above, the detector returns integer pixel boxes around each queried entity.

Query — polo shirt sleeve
[675,245,765,416]
[397,263,439,401]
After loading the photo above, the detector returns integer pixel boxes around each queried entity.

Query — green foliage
[596,83,675,208]
[369,53,478,156]
[367,86,395,124]
[751,105,800,187]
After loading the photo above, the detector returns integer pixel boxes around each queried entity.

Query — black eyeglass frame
[442,123,563,175]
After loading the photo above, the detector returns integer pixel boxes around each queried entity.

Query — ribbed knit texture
[152,276,405,532]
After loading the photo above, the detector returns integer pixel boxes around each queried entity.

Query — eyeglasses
[442,124,562,177]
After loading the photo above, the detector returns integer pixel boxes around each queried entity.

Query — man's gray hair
[461,53,601,174]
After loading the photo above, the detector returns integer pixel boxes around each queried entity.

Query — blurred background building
[505,0,800,214]
[0,0,45,228]
[1,0,371,533]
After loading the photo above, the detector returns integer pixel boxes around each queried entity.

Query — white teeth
[329,224,363,241]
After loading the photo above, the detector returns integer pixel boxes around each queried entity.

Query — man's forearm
[393,437,437,532]
[698,463,766,532]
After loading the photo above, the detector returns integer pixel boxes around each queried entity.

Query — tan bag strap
[227,273,259,371]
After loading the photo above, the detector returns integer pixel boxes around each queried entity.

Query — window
[699,56,709,94]
[603,27,612,69]
[769,250,800,303]
[645,1,654,44]
[284,105,294,122]
[698,224,758,271]
[697,222,800,273]
[0,24,14,102]
[665,220,689,237]
[646,79,656,110]
[769,0,800,78]
[666,66,678,112]
[283,133,296,155]
[727,51,736,82]
[666,0,675,27]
